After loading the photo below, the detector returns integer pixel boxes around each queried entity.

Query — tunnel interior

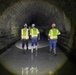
[0,0,71,53]
[0,0,76,75]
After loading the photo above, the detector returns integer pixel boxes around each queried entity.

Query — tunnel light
[15,40,49,50]
[21,67,38,75]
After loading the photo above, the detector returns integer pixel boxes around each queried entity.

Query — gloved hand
[38,38,40,40]
[48,39,49,40]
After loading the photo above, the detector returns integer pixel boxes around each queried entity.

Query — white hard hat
[32,24,35,27]
[24,23,27,27]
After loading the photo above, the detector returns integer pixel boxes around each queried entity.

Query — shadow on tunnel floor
[57,43,76,65]
[51,60,76,75]
[0,63,14,75]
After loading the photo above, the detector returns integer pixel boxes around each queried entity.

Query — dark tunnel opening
[26,12,54,27]
[0,0,76,75]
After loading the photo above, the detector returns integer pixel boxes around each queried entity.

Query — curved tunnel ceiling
[0,0,71,33]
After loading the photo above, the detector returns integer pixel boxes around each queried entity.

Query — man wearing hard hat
[30,24,40,53]
[21,23,29,53]
[48,23,61,55]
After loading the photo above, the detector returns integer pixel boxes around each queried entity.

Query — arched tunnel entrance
[0,0,76,75]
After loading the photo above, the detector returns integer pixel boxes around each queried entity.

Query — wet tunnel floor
[0,40,76,75]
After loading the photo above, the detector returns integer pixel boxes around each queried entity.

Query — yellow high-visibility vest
[21,28,29,39]
[30,28,39,38]
[48,28,60,40]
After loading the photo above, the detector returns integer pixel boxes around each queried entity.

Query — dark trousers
[49,40,57,50]
[22,39,28,49]
[31,38,38,46]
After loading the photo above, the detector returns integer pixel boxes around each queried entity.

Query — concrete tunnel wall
[0,0,73,55]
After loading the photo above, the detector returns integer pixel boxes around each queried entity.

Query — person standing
[21,23,29,53]
[48,23,61,55]
[30,24,40,53]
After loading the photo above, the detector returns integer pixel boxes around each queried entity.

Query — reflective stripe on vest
[31,29,38,37]
[22,29,29,39]
[50,29,57,39]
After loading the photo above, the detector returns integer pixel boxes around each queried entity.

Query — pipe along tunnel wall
[0,0,75,58]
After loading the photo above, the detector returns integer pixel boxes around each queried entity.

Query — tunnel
[0,0,76,75]
[0,0,71,52]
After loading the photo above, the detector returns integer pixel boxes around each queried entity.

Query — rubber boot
[53,49,57,56]
[35,45,38,51]
[49,47,52,52]
[31,46,34,53]
[26,47,28,51]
